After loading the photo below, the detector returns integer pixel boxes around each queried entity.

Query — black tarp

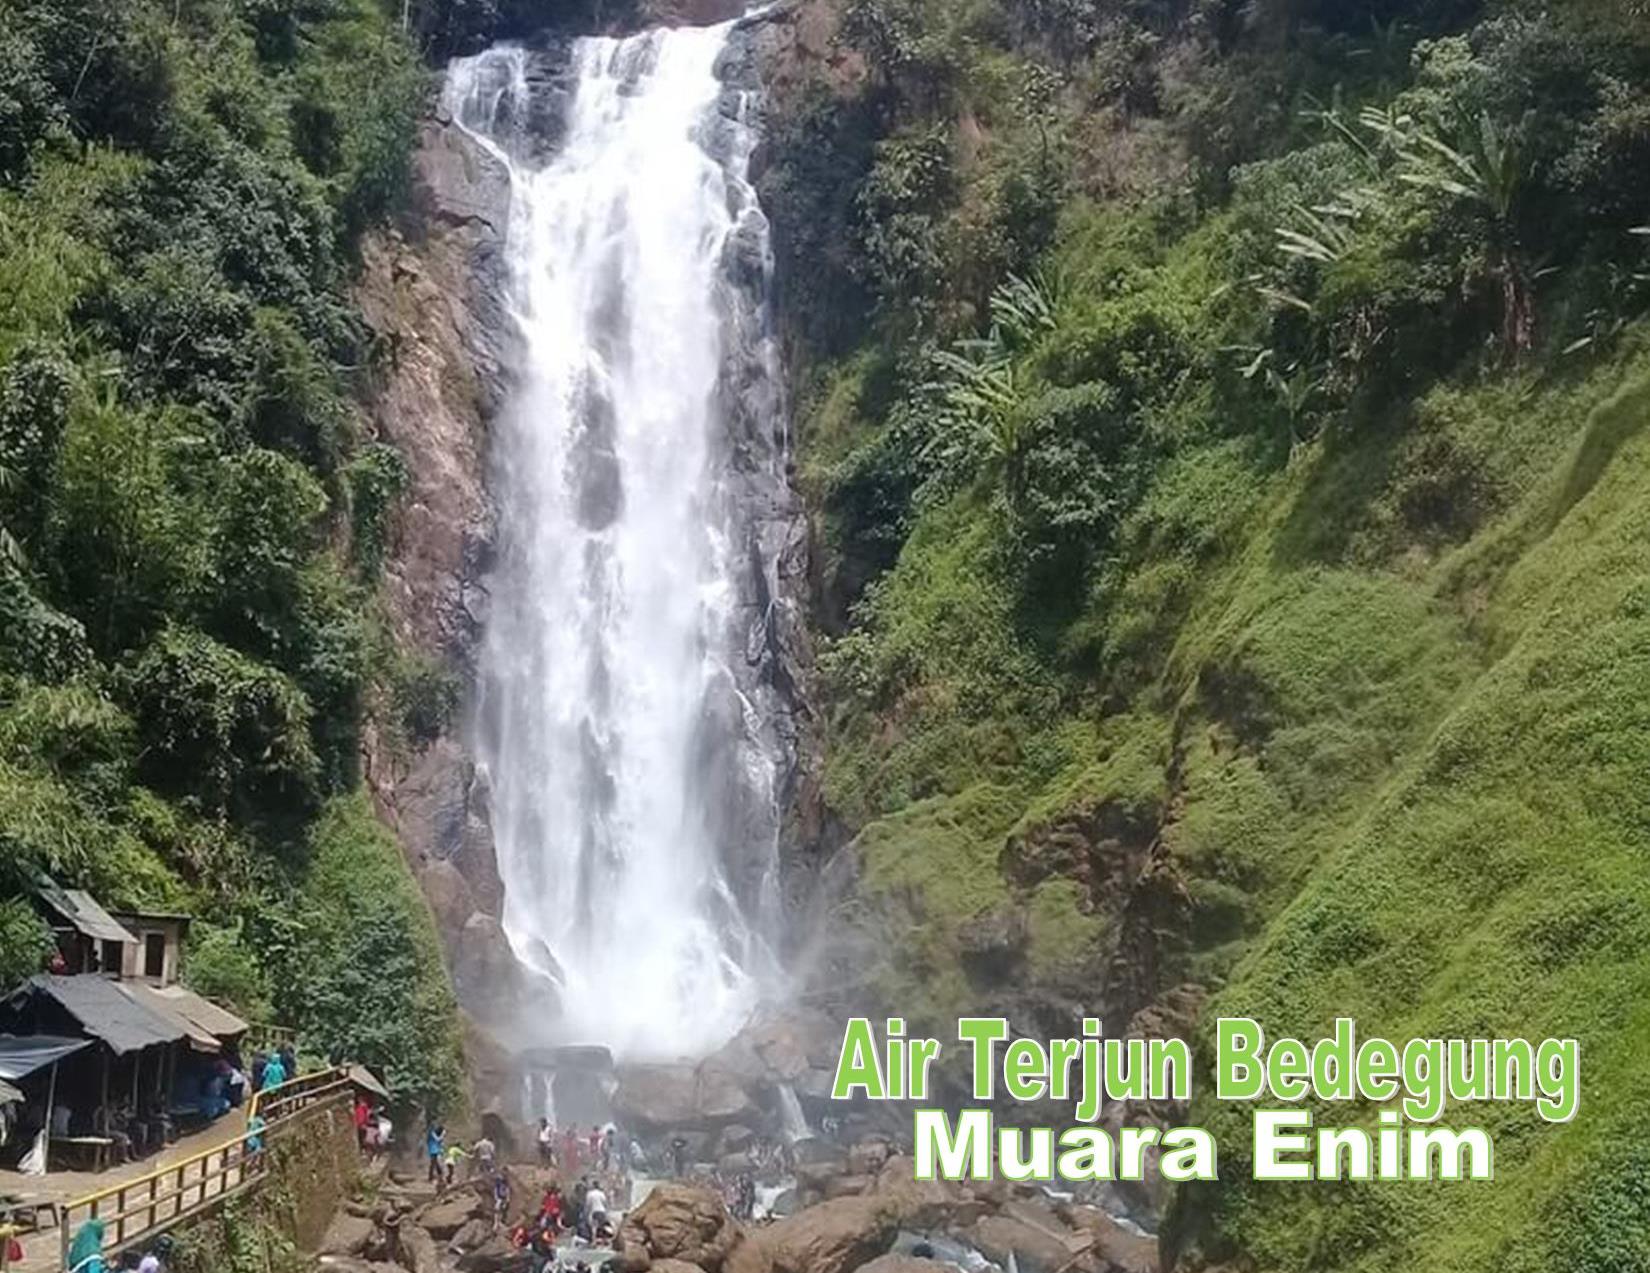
[0,1033,91,1079]
[5,976,185,1055]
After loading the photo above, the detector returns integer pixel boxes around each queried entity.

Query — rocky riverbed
[313,1138,1156,1273]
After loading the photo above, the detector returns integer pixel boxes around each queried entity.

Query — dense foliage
[0,0,461,1111]
[763,0,1650,1267]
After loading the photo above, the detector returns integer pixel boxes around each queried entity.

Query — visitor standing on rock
[670,1136,688,1178]
[473,1133,497,1177]
[583,1180,608,1232]
[491,1172,511,1229]
[562,1126,580,1173]
[538,1182,565,1230]
[372,1108,393,1158]
[537,1117,556,1164]
[587,1125,602,1170]
[426,1122,445,1184]
[442,1140,468,1188]
[569,1177,588,1234]
[600,1124,615,1172]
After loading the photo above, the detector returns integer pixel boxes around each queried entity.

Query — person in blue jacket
[426,1122,445,1183]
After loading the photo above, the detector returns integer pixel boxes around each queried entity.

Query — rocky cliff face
[356,108,531,1070]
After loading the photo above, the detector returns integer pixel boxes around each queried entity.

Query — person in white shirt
[583,1184,608,1229]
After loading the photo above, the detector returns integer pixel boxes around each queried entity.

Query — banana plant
[1564,228,1650,356]
[925,339,1030,500]
[1275,201,1361,265]
[986,271,1060,352]
[1237,348,1324,442]
[1392,111,1535,355]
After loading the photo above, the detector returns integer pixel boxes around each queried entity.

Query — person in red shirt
[353,1097,371,1148]
[538,1184,565,1231]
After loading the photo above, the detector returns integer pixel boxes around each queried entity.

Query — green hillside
[0,0,476,1110]
[760,0,1650,1266]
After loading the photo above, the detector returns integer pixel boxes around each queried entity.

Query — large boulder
[717,1124,756,1156]
[854,1260,953,1273]
[749,1196,900,1273]
[847,1138,892,1177]
[316,1260,406,1273]
[615,1064,700,1128]
[419,1190,485,1239]
[395,1221,443,1273]
[871,1157,971,1230]
[617,1182,744,1272]
[793,1144,849,1202]
[615,1063,759,1132]
[449,1217,493,1252]
[456,1231,524,1273]
[968,1211,1091,1273]
[320,1212,379,1257]
[696,1067,758,1124]
[1056,1206,1158,1273]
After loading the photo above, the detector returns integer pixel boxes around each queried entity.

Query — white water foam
[447,22,785,1059]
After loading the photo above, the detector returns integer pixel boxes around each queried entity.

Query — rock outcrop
[617,1183,746,1272]
[741,1196,899,1273]
[357,99,518,1043]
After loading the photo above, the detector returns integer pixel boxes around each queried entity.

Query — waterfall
[446,21,792,1060]
[775,1081,811,1143]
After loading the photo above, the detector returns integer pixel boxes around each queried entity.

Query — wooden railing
[248,1066,352,1125]
[59,1067,352,1271]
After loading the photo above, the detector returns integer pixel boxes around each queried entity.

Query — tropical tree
[1390,111,1535,355]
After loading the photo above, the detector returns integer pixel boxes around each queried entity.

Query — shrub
[0,679,134,796]
[287,796,464,1112]
[0,896,53,988]
[0,567,91,681]
[48,385,212,656]
[345,443,408,580]
[125,627,319,824]
[183,920,273,1023]
[202,448,328,659]
[855,126,956,325]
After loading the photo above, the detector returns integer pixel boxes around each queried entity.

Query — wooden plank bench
[49,1136,114,1172]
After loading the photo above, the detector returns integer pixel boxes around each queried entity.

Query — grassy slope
[1171,356,1650,1270]
[804,193,1650,1264]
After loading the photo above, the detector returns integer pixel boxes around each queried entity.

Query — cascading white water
[446,21,791,1059]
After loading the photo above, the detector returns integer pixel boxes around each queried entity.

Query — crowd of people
[353,1095,394,1157]
[510,1174,617,1262]
[412,1117,636,1273]
[533,1120,635,1176]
